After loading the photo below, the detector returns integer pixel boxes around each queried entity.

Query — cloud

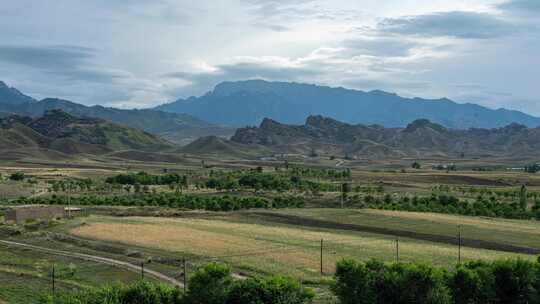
[343,37,420,57]
[242,0,364,31]
[163,57,319,98]
[498,0,540,14]
[379,11,515,39]
[0,45,122,82]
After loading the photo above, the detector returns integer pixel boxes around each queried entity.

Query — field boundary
[249,212,540,255]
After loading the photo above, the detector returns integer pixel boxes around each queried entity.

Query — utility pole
[320,239,324,275]
[395,238,399,263]
[340,183,344,208]
[52,264,56,296]
[141,262,144,280]
[182,257,187,292]
[67,182,71,219]
[458,225,462,264]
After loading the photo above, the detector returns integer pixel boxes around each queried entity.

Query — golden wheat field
[70,214,535,281]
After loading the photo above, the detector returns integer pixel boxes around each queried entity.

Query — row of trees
[41,263,313,304]
[283,166,351,180]
[205,172,340,193]
[356,193,540,220]
[11,193,305,211]
[106,172,188,186]
[43,257,540,304]
[333,258,540,304]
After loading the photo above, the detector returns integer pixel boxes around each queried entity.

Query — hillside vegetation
[0,82,233,144]
[0,109,171,155]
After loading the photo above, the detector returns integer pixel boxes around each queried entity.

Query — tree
[524,164,540,174]
[228,276,314,304]
[184,263,233,304]
[9,172,25,181]
[411,162,421,169]
[520,185,528,210]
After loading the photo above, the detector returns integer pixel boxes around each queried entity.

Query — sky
[0,0,539,114]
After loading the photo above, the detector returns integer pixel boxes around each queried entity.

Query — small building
[65,207,84,217]
[4,205,65,224]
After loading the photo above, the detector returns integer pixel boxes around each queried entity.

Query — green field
[0,243,144,304]
[64,210,536,282]
[1,157,540,303]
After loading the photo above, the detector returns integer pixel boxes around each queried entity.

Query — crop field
[263,208,540,249]
[68,211,536,284]
[2,157,540,303]
[0,243,143,304]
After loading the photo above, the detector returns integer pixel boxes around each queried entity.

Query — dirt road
[0,239,183,287]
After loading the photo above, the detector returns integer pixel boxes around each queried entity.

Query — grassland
[1,155,540,303]
[265,208,540,249]
[0,242,143,304]
[67,211,536,285]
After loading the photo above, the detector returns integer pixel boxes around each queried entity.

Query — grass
[0,243,143,304]
[69,213,535,284]
[270,208,540,249]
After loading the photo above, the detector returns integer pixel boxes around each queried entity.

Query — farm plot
[0,243,142,304]
[70,214,534,282]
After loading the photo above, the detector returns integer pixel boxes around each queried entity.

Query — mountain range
[0,109,170,157]
[156,80,540,129]
[0,81,233,145]
[218,115,540,159]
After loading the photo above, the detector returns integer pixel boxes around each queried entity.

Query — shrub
[183,263,233,304]
[9,172,25,181]
[227,276,314,304]
[40,281,182,304]
[332,258,540,304]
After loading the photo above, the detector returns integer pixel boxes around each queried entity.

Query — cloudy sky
[1,0,539,114]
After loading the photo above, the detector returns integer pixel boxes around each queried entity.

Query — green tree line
[355,193,540,220]
[41,263,314,304]
[333,257,540,304]
[10,193,305,211]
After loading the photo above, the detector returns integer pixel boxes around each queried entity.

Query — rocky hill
[155,80,540,129]
[0,81,35,105]
[179,135,272,159]
[230,115,540,159]
[0,81,233,144]
[0,109,172,155]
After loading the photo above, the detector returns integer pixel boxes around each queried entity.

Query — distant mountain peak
[305,115,348,129]
[404,119,447,133]
[155,80,540,129]
[44,108,73,117]
[500,122,528,132]
[0,80,35,105]
[260,117,284,129]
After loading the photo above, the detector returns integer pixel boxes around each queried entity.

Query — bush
[228,276,314,304]
[9,172,25,181]
[40,281,182,304]
[183,263,233,304]
[41,264,313,304]
[333,258,540,304]
[184,263,313,304]
[333,259,450,304]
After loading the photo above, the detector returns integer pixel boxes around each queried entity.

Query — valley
[1,79,540,303]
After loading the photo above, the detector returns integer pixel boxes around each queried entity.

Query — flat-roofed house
[4,205,65,224]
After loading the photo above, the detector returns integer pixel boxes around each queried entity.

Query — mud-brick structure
[4,205,65,224]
